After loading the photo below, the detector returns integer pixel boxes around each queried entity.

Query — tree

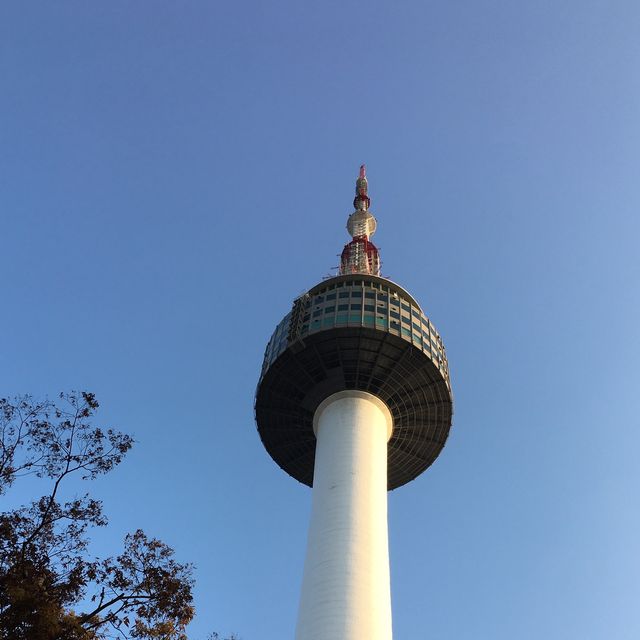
[0,392,194,640]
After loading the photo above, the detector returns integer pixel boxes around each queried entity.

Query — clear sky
[1,2,639,638]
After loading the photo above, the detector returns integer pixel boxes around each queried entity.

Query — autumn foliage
[0,392,194,640]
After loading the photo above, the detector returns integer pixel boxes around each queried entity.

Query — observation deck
[255,273,453,490]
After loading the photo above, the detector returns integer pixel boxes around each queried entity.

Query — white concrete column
[295,391,393,640]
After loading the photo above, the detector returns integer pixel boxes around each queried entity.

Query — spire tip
[354,165,370,211]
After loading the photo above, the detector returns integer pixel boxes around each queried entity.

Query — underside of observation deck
[255,326,453,490]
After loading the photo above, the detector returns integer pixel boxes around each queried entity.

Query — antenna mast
[340,164,381,276]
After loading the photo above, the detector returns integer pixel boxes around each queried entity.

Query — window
[326,293,336,301]
[390,310,400,320]
[312,310,322,318]
[365,292,375,299]
[339,292,349,298]
[351,290,362,297]
[338,304,349,311]
[325,306,335,313]
[364,305,375,312]
[350,304,362,311]
[401,303,410,313]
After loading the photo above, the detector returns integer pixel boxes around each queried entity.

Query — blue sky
[1,2,639,638]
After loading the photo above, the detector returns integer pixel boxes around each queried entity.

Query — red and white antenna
[340,164,381,276]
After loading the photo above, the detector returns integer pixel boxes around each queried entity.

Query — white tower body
[295,391,393,640]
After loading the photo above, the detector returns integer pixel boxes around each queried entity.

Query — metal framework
[340,165,381,276]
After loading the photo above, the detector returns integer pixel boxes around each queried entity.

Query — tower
[255,166,453,639]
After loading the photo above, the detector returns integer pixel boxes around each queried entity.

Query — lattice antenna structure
[340,165,381,276]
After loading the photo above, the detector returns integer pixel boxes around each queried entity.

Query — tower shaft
[295,391,393,640]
